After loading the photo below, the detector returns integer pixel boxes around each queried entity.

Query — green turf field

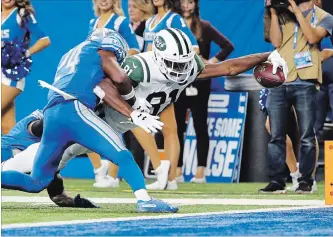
[1,179,325,225]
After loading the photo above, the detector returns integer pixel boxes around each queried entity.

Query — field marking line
[1,196,325,206]
[2,205,332,229]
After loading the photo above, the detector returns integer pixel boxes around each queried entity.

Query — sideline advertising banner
[182,92,248,183]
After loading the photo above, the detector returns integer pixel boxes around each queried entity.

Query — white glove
[132,98,152,114]
[130,110,164,133]
[268,50,289,80]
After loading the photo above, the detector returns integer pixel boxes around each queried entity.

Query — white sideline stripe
[2,205,332,229]
[1,196,325,206]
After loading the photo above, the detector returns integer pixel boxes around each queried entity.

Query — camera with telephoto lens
[265,0,290,8]
[266,0,310,9]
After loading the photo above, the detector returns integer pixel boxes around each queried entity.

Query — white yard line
[2,205,332,229]
[1,195,325,206]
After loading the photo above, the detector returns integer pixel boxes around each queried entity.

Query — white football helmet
[152,28,195,83]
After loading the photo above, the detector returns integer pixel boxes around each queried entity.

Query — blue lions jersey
[1,110,43,151]
[89,13,139,53]
[47,28,128,110]
[143,10,198,51]
[1,7,47,45]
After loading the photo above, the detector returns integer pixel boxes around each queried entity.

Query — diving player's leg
[57,143,90,170]
[71,101,144,192]
[160,104,180,190]
[47,172,99,208]
[2,106,72,193]
[1,143,40,173]
[71,101,178,212]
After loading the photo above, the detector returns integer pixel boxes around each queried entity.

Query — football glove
[132,98,152,114]
[130,110,163,133]
[268,50,288,80]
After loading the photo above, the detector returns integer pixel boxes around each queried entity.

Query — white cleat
[107,175,120,188]
[146,180,163,190]
[190,177,207,184]
[93,177,111,188]
[175,175,185,183]
[146,160,170,190]
[166,180,178,190]
[155,160,171,189]
[93,176,119,188]
[93,160,110,188]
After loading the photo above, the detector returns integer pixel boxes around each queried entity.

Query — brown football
[253,61,285,88]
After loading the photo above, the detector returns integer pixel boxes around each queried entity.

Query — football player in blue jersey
[1,110,98,208]
[1,0,51,134]
[1,109,43,162]
[1,28,178,213]
[87,0,141,188]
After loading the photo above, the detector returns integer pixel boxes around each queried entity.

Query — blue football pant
[1,100,145,193]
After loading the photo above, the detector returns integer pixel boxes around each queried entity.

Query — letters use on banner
[182,92,248,183]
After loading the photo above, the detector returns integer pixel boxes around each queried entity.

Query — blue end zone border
[2,207,333,236]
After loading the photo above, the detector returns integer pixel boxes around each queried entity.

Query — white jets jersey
[103,51,205,133]
[122,51,205,115]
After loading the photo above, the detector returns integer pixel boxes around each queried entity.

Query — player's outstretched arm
[197,52,271,79]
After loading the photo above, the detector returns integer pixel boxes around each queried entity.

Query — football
[253,61,285,88]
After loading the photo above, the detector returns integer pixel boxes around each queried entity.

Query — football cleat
[136,198,179,213]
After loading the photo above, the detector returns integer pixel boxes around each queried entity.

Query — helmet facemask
[154,50,194,84]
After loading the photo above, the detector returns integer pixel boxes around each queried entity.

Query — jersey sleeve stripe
[136,55,150,83]
[166,29,183,55]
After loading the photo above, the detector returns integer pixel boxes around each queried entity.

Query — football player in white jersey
[97,28,288,190]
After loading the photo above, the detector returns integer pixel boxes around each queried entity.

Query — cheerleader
[89,0,140,55]
[1,0,50,134]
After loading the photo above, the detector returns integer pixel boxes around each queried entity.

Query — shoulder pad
[121,55,152,83]
[121,56,145,83]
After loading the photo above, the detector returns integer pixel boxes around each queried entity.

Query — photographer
[260,0,333,193]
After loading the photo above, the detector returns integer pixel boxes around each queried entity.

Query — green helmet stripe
[174,28,189,54]
[166,28,183,55]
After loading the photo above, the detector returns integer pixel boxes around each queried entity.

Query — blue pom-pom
[1,39,33,81]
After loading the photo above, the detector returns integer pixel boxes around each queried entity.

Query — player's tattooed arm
[197,52,271,80]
